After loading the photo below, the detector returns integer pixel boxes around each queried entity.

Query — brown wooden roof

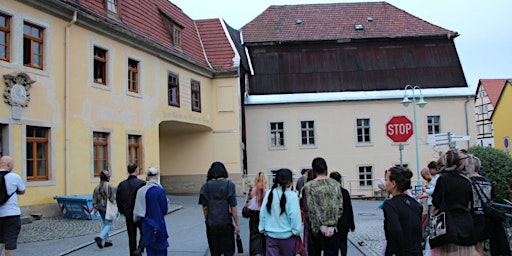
[242,2,458,44]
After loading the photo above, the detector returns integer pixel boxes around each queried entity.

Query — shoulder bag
[472,182,506,223]
[428,175,459,248]
[105,183,119,221]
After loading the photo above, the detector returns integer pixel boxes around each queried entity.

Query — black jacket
[116,175,145,216]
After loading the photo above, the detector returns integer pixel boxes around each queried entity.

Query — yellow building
[1,0,244,216]
[491,80,512,155]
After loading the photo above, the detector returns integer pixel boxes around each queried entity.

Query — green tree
[468,146,512,203]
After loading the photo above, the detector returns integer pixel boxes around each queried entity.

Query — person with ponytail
[258,168,302,256]
[382,166,423,256]
[247,172,268,256]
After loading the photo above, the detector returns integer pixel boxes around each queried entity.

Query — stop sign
[386,116,413,143]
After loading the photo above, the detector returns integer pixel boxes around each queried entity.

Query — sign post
[386,116,414,168]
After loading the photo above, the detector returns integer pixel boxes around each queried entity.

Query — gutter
[65,11,77,195]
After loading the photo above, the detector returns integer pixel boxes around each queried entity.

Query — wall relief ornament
[3,72,35,107]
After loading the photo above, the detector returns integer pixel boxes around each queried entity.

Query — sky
[170,0,512,90]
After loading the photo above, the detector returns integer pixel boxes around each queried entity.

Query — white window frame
[299,120,316,148]
[356,118,372,144]
[268,121,285,149]
[427,115,441,135]
[358,165,373,187]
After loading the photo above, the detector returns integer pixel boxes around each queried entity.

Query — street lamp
[400,85,427,187]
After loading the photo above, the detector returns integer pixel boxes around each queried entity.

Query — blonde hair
[252,172,268,206]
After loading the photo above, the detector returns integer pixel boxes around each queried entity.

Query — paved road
[15,195,383,256]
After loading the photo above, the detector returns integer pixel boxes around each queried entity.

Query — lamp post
[400,85,427,187]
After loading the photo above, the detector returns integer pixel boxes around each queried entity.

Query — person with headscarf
[259,168,302,256]
[198,161,239,256]
[133,167,169,256]
[92,170,116,249]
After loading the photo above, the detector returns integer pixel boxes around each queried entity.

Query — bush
[467,146,512,203]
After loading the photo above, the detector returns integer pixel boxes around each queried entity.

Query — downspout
[464,96,470,149]
[65,11,77,195]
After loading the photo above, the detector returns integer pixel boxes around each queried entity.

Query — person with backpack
[0,155,26,256]
[198,162,240,256]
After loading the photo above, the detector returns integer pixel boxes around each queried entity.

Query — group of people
[383,148,510,256]
[91,163,169,256]
[198,158,356,256]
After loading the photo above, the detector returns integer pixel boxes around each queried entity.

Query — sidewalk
[15,195,383,256]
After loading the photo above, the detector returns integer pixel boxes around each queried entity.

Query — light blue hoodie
[258,188,302,239]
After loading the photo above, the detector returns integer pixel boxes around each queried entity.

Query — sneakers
[94,237,103,248]
[132,249,142,256]
[104,241,113,247]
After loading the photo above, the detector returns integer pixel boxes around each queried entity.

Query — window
[23,22,44,69]
[128,59,139,93]
[173,27,182,47]
[168,72,179,107]
[300,120,315,146]
[356,118,371,143]
[107,0,119,14]
[191,79,201,112]
[127,135,142,168]
[427,115,440,135]
[26,126,49,181]
[93,132,109,177]
[270,122,285,148]
[93,47,107,84]
[0,13,10,62]
[359,166,372,187]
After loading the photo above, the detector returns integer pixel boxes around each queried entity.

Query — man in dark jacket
[116,163,146,256]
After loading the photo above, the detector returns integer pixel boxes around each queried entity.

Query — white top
[0,171,26,217]
[247,189,268,211]
[424,173,440,206]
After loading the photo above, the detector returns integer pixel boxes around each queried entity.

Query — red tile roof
[241,2,457,43]
[59,0,236,71]
[478,79,508,107]
[196,19,237,71]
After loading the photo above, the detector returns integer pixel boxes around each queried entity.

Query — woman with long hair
[92,170,116,249]
[247,172,268,255]
[259,168,302,256]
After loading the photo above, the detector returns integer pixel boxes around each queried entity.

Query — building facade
[491,80,512,155]
[1,0,244,216]
[474,79,508,147]
[241,2,476,196]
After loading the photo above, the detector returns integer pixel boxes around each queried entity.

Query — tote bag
[105,183,119,221]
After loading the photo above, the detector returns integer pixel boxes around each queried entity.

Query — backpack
[206,180,232,231]
[0,171,15,205]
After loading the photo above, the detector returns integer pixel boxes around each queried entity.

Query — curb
[59,204,184,256]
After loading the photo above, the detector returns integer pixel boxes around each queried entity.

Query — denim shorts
[0,215,21,250]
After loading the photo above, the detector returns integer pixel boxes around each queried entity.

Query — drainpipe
[464,96,470,149]
[65,11,77,195]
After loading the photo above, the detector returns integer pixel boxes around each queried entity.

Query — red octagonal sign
[386,116,413,143]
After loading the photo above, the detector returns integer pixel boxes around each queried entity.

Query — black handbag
[472,182,506,223]
[236,233,244,253]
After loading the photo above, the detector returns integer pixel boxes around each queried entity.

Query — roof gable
[241,2,457,43]
[478,79,508,107]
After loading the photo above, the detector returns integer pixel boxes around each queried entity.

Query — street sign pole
[399,143,404,166]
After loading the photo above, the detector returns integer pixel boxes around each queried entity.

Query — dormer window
[160,10,184,48]
[107,0,119,15]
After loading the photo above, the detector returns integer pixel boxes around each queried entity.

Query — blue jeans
[98,207,113,242]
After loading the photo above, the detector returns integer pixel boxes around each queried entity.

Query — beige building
[241,3,477,196]
[1,0,244,216]
[245,90,476,196]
